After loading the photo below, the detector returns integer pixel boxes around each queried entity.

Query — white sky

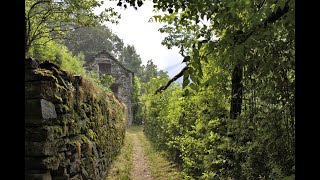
[95,1,185,77]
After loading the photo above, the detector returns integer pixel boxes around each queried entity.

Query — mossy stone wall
[25,58,126,180]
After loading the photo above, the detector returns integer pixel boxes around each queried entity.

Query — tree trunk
[25,18,31,57]
[230,63,243,119]
[25,44,30,57]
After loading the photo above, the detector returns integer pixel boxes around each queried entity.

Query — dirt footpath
[132,133,153,180]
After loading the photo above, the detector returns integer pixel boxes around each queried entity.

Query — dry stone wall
[25,58,126,180]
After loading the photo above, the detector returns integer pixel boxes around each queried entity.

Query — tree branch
[234,0,290,46]
[27,7,53,51]
[155,65,189,94]
[257,0,266,11]
[27,0,51,20]
[33,9,52,33]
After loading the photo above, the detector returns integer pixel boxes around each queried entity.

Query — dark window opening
[111,84,119,96]
[99,63,111,74]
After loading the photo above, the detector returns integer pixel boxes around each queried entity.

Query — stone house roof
[93,50,134,76]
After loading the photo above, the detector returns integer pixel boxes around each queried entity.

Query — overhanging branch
[155,65,189,94]
[27,0,51,20]
[153,1,291,94]
[234,0,290,45]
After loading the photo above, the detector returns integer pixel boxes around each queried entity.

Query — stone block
[25,57,40,69]
[25,127,49,142]
[51,167,67,176]
[59,158,70,168]
[51,175,70,180]
[25,154,63,171]
[25,157,45,170]
[25,141,57,156]
[69,174,82,180]
[25,81,63,104]
[27,68,58,82]
[25,158,48,170]
[26,137,70,156]
[25,70,42,82]
[25,81,49,99]
[25,126,67,142]
[25,171,52,180]
[25,99,57,125]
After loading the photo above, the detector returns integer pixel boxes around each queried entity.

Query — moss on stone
[42,153,65,170]
[33,69,58,82]
[48,125,66,137]
[61,104,70,113]
[26,60,127,179]
[87,129,97,141]
[79,134,90,144]
[69,122,81,135]
[54,94,63,103]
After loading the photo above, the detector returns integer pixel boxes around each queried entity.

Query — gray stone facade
[87,50,133,127]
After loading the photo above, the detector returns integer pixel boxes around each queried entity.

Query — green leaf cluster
[25,0,120,54]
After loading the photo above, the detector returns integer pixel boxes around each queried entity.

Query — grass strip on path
[106,125,182,180]
[106,129,134,180]
[132,126,182,180]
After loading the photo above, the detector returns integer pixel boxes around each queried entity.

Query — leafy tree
[139,0,295,179]
[25,0,120,55]
[63,25,146,81]
[119,45,143,76]
[28,36,87,75]
[63,25,125,63]
[150,0,294,104]
[131,76,144,125]
[140,59,159,83]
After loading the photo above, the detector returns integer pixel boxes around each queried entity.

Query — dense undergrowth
[142,72,294,179]
[140,44,294,179]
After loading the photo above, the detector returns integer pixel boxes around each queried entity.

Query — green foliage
[63,25,146,82]
[25,1,295,179]
[141,1,295,174]
[141,75,184,158]
[25,0,122,96]
[25,0,120,54]
[131,76,144,125]
[64,25,125,62]
[140,60,159,83]
[143,51,294,178]
[119,45,143,76]
[99,74,116,91]
[28,34,116,95]
[107,127,134,179]
[84,70,116,93]
[28,38,87,76]
[134,126,183,179]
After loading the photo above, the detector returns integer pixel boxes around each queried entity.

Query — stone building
[86,50,133,127]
